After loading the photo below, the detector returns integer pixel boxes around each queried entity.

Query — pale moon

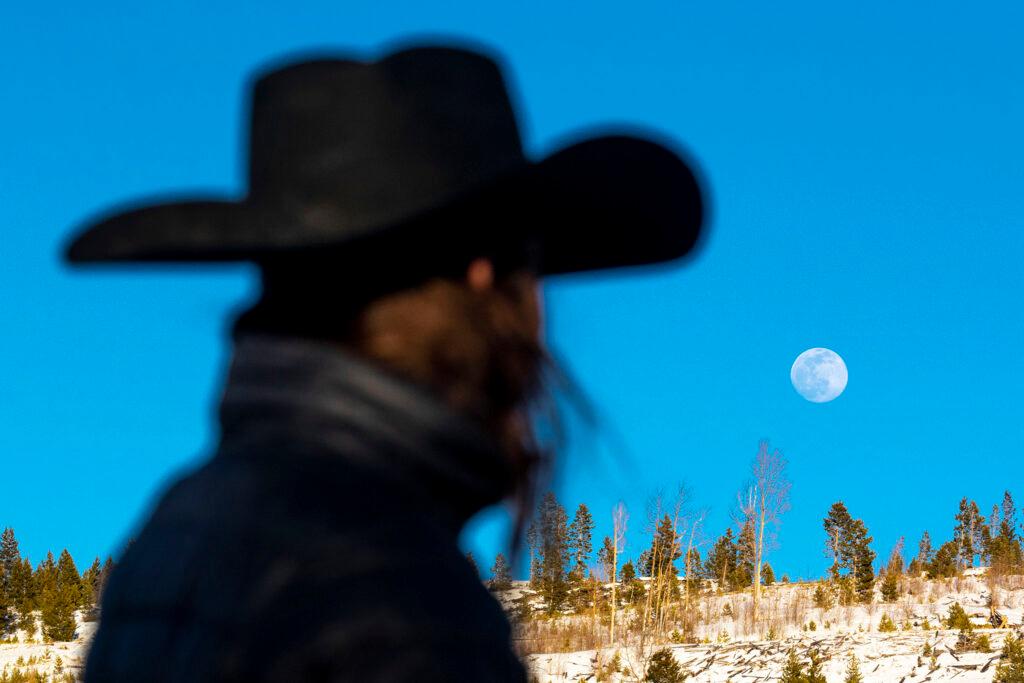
[790,348,848,403]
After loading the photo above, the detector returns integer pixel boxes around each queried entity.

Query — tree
[703,528,737,590]
[824,502,855,579]
[644,647,684,683]
[849,519,876,603]
[608,502,627,644]
[619,560,643,604]
[928,541,959,579]
[781,650,805,683]
[489,553,512,591]
[844,654,864,683]
[533,492,570,612]
[567,503,594,582]
[38,550,77,642]
[761,563,775,586]
[739,440,791,621]
[909,531,933,575]
[732,518,756,591]
[953,498,984,569]
[81,558,102,608]
[993,633,1024,683]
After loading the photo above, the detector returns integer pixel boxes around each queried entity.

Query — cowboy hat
[64,44,706,276]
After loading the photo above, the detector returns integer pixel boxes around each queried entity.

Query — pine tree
[953,498,984,569]
[805,649,827,683]
[567,503,594,582]
[994,633,1024,683]
[780,650,804,683]
[761,563,775,586]
[37,550,77,642]
[880,571,899,602]
[534,492,570,612]
[909,531,933,575]
[489,553,512,591]
[0,528,19,604]
[849,519,876,603]
[644,647,684,683]
[597,537,616,585]
[823,502,855,579]
[733,517,756,591]
[928,541,959,579]
[81,558,102,608]
[642,513,683,609]
[97,556,115,604]
[620,560,643,604]
[703,528,737,590]
[844,654,864,683]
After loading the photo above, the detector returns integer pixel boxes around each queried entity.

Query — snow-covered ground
[5,571,1022,681]
[0,616,96,681]
[521,571,1024,682]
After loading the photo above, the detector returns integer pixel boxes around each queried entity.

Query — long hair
[234,257,553,560]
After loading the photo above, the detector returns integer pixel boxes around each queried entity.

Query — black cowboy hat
[64,44,706,276]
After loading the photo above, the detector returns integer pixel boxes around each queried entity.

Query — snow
[0,613,97,680]
[520,572,1024,681]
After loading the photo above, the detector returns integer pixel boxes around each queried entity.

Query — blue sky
[2,2,1023,580]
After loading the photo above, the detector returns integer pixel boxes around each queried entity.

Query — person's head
[234,250,551,497]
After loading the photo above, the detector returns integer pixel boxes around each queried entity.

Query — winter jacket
[84,333,527,682]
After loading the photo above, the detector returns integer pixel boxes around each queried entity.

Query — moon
[790,348,848,403]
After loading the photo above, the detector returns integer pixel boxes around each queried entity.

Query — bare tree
[610,502,627,646]
[738,440,791,623]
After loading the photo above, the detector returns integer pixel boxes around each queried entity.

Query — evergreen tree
[849,519,876,603]
[780,650,805,683]
[567,503,594,583]
[805,650,827,683]
[909,531,933,575]
[13,557,35,631]
[953,498,984,569]
[534,492,570,612]
[0,528,19,604]
[880,571,899,602]
[644,647,684,683]
[703,528,737,590]
[81,558,102,608]
[96,556,115,604]
[823,502,856,578]
[619,560,643,604]
[928,541,959,579]
[994,633,1024,683]
[641,514,683,607]
[761,563,775,586]
[1001,491,1018,542]
[489,553,512,591]
[37,550,76,642]
[844,654,864,683]
[732,517,756,591]
[597,536,616,584]
[56,550,82,608]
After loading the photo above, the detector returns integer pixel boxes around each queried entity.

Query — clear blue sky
[2,2,1023,580]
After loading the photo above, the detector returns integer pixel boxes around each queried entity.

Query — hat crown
[246,47,527,228]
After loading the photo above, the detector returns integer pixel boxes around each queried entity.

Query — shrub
[844,654,863,683]
[878,614,897,632]
[645,647,685,683]
[813,584,834,610]
[945,602,972,630]
[994,633,1024,683]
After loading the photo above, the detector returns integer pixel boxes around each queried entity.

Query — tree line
[0,528,115,642]
[482,440,1024,625]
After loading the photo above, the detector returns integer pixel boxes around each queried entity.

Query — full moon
[790,348,848,403]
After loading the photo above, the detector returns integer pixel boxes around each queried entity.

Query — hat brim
[64,134,707,277]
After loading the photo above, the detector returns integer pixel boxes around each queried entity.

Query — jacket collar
[215,333,516,530]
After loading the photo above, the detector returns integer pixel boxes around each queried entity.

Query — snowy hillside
[513,570,1024,682]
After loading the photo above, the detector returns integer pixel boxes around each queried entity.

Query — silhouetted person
[65,44,705,682]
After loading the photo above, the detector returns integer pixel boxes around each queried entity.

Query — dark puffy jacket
[84,334,527,682]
